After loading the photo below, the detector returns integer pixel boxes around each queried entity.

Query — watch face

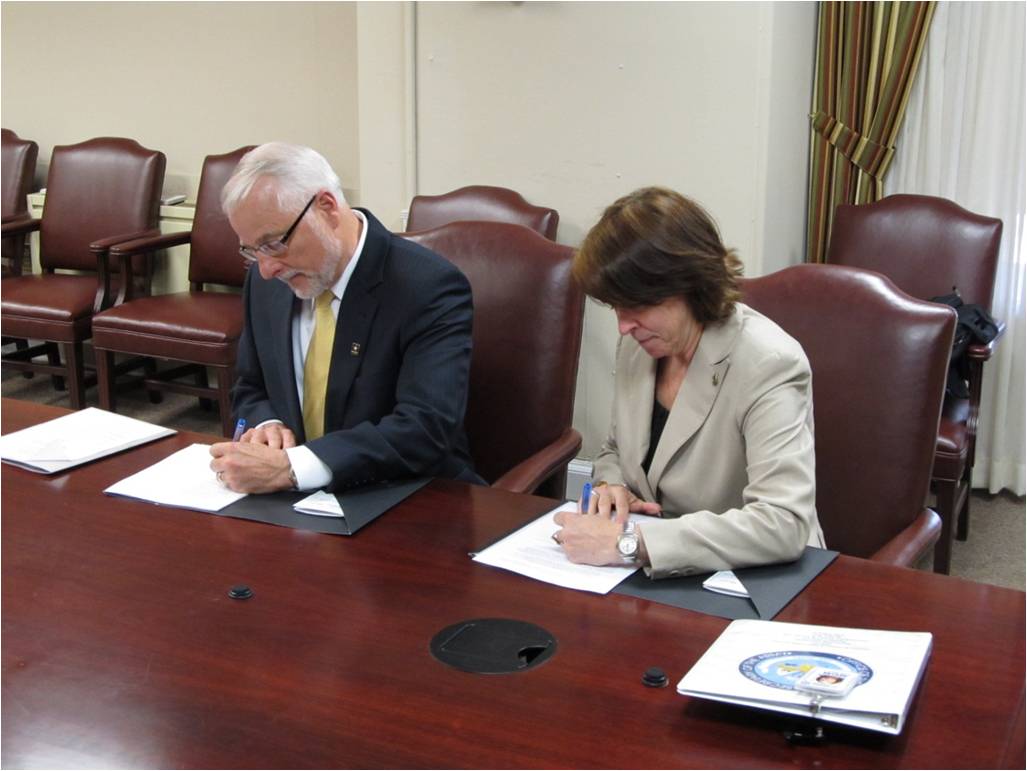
[617,533,639,557]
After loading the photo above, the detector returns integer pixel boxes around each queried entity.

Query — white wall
[1,2,361,200]
[755,2,819,274]
[2,0,816,459]
[414,1,816,455]
[355,2,416,231]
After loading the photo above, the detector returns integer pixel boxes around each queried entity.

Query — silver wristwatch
[616,521,640,563]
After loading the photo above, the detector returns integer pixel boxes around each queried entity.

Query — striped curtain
[806,1,935,264]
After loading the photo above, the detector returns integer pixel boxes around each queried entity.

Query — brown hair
[573,187,743,324]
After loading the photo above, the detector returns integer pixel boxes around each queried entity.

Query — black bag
[930,288,999,398]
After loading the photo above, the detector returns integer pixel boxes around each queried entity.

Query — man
[209,142,480,493]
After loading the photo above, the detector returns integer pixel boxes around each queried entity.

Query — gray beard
[279,227,344,299]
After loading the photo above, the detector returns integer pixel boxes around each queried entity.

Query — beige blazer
[593,303,825,578]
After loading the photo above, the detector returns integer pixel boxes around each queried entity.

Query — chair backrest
[407,185,560,240]
[1,128,38,220]
[188,146,256,288]
[739,264,955,559]
[39,137,165,272]
[402,221,584,484]
[828,194,1003,312]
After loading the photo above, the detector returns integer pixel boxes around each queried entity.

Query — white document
[702,570,750,598]
[472,502,643,594]
[677,619,933,735]
[0,407,175,474]
[104,443,246,513]
[294,490,345,518]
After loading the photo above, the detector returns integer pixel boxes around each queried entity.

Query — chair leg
[62,341,86,410]
[96,348,117,412]
[197,366,213,411]
[933,478,957,575]
[217,365,235,438]
[15,339,33,378]
[143,359,163,404]
[956,467,972,541]
[47,342,65,390]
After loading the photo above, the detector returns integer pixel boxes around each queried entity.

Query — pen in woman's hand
[580,482,592,514]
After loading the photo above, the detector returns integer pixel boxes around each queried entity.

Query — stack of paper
[472,502,644,594]
[677,619,932,734]
[104,443,246,512]
[0,407,175,474]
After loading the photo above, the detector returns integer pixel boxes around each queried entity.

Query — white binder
[677,619,932,735]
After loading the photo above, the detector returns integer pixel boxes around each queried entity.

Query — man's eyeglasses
[239,194,317,264]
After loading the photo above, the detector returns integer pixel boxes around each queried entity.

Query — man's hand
[239,422,297,450]
[209,442,294,494]
[552,509,624,565]
[588,483,662,525]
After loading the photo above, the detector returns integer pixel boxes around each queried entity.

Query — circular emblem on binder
[739,651,872,690]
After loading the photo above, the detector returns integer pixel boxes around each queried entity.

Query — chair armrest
[1,217,41,237]
[90,229,162,312]
[967,320,1006,362]
[869,508,941,568]
[89,229,162,256]
[110,229,192,257]
[491,428,583,495]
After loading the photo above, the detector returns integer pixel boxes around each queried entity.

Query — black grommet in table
[642,666,668,688]
[228,585,253,600]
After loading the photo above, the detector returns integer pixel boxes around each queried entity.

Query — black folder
[613,546,838,620]
[217,477,431,535]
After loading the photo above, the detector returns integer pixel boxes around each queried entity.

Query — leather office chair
[740,264,956,568]
[1,128,39,277]
[827,194,1003,572]
[403,221,584,497]
[1,137,166,409]
[407,185,560,240]
[1,129,40,366]
[91,147,254,437]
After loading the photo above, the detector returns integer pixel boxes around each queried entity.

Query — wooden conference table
[2,398,1024,769]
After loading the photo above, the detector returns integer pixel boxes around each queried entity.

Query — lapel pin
[712,372,720,386]
[350,342,361,356]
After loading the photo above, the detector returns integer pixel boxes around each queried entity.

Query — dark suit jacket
[233,208,480,490]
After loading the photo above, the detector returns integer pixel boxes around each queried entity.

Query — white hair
[221,142,347,216]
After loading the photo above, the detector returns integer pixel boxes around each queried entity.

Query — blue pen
[581,482,592,514]
[232,418,247,442]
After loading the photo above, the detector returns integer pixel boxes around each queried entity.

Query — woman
[553,187,824,578]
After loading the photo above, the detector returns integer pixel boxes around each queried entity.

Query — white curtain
[885,1,1026,496]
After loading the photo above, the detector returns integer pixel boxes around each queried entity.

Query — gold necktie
[302,290,336,441]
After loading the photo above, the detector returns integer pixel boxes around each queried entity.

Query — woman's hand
[587,483,661,525]
[552,509,623,565]
[552,507,650,566]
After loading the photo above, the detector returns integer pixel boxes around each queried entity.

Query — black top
[641,398,670,475]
